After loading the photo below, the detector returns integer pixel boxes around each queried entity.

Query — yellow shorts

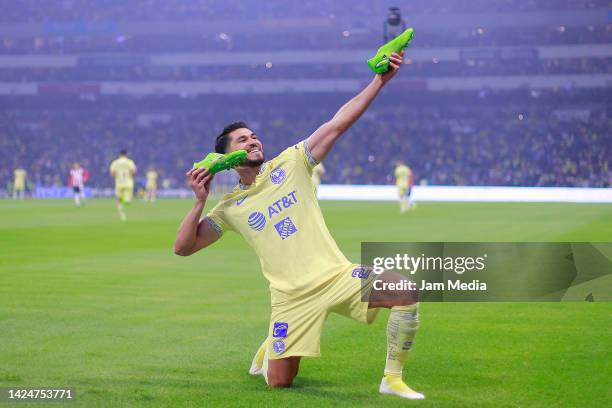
[267,265,379,359]
[115,186,133,203]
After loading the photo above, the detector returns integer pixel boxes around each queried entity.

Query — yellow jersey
[13,169,26,188]
[146,170,158,188]
[311,163,325,187]
[109,157,136,188]
[394,164,412,188]
[206,141,351,302]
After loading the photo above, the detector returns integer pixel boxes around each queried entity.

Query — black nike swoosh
[236,196,248,206]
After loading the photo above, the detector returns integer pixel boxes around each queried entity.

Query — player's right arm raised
[306,51,404,163]
[174,168,219,256]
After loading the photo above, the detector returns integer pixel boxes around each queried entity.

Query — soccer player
[145,167,159,202]
[109,150,136,221]
[12,167,27,199]
[311,162,326,194]
[174,52,424,399]
[68,163,88,207]
[394,160,414,213]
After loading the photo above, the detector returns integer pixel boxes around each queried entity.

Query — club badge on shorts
[273,322,288,338]
[272,339,286,354]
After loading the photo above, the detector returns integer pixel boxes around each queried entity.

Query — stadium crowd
[1,57,609,82]
[1,25,609,55]
[1,0,608,193]
[1,0,606,23]
[1,95,609,191]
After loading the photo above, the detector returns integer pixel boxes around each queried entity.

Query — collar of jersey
[238,162,267,190]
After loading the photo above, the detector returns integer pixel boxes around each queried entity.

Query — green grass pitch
[0,199,610,407]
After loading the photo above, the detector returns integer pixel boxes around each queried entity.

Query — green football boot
[193,149,248,174]
[367,28,414,74]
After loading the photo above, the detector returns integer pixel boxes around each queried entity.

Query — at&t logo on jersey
[270,167,286,184]
[273,322,288,338]
[274,217,297,240]
[246,191,300,234]
[247,211,266,231]
[268,190,297,218]
[244,191,299,233]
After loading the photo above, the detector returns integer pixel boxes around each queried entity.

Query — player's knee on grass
[267,357,299,388]
[369,271,418,308]
[268,376,293,388]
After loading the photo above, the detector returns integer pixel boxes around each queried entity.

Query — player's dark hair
[120,149,128,156]
[215,121,250,154]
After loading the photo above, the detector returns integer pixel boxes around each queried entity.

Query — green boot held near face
[192,150,248,174]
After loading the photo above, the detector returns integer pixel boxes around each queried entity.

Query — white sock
[384,303,419,376]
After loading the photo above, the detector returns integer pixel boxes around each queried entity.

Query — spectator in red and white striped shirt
[68,163,89,207]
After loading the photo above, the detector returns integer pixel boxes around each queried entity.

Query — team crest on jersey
[270,167,286,184]
[247,211,266,231]
[274,217,297,239]
[272,339,286,354]
[273,322,288,338]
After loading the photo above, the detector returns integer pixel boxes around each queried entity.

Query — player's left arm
[306,51,404,163]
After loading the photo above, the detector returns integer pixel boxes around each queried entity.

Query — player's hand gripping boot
[367,28,414,74]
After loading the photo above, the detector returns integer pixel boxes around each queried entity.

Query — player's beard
[243,157,265,167]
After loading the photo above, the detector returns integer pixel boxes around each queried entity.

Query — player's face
[228,128,265,166]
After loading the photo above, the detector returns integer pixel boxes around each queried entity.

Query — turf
[0,199,610,407]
